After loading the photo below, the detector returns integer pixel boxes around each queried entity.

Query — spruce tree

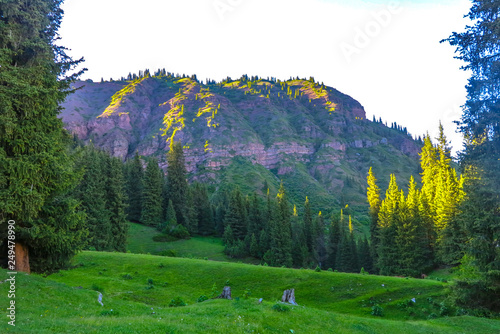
[367,167,381,271]
[358,237,373,274]
[125,152,144,222]
[224,187,247,240]
[313,212,327,268]
[106,156,129,252]
[76,147,111,251]
[303,196,313,253]
[444,1,500,309]
[0,0,87,272]
[141,158,163,228]
[291,206,308,267]
[192,182,214,235]
[376,174,400,276]
[166,141,189,228]
[326,215,341,270]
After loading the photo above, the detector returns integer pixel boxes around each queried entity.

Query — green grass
[2,251,499,333]
[127,222,259,263]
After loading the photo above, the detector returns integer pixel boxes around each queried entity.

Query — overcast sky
[59,0,472,156]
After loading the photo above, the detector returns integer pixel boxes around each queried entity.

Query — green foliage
[165,141,191,230]
[141,158,164,227]
[371,304,384,317]
[124,152,144,222]
[168,296,187,307]
[197,295,208,303]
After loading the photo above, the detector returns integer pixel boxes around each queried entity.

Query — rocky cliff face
[60,74,421,215]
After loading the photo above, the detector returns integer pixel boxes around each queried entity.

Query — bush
[197,295,209,303]
[122,273,133,280]
[169,297,186,307]
[371,304,384,317]
[159,249,178,257]
[272,303,290,312]
[170,224,190,239]
[243,288,251,299]
[315,266,321,272]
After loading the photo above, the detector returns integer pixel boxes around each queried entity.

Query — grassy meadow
[1,249,499,333]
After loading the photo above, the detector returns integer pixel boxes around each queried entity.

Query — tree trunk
[15,242,30,274]
[218,286,232,299]
[281,288,297,305]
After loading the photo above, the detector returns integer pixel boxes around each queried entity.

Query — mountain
[60,72,422,224]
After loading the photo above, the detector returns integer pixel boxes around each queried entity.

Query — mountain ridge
[60,73,422,219]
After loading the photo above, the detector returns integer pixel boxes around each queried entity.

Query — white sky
[59,0,472,156]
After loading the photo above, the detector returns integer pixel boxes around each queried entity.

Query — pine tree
[291,206,308,267]
[303,196,313,253]
[192,182,214,235]
[444,1,500,309]
[141,158,163,228]
[326,215,341,270]
[224,188,247,240]
[274,182,293,267]
[312,212,327,268]
[76,147,111,251]
[377,174,400,276]
[161,199,178,233]
[358,237,373,274]
[0,0,87,272]
[125,152,144,222]
[367,167,381,271]
[106,156,129,252]
[166,141,190,228]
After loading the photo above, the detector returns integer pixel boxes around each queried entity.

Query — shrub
[243,288,251,299]
[272,303,290,312]
[159,249,178,257]
[371,305,384,317]
[147,278,154,285]
[315,266,321,272]
[122,273,133,280]
[169,297,186,307]
[170,224,190,239]
[210,282,219,299]
[327,268,333,272]
[197,295,209,303]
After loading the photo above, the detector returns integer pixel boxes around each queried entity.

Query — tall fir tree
[224,187,247,240]
[0,0,87,272]
[367,167,381,270]
[106,156,129,252]
[326,214,341,270]
[444,1,500,309]
[303,196,313,253]
[312,212,327,268]
[192,182,214,235]
[141,158,163,228]
[165,141,190,228]
[125,152,144,222]
[76,147,111,251]
[376,174,401,276]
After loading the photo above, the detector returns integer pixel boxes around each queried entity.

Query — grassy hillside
[3,251,499,333]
